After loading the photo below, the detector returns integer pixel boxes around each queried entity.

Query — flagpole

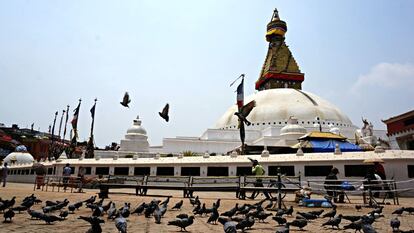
[87,98,97,158]
[57,109,65,140]
[90,98,97,138]
[230,73,245,87]
[49,111,58,160]
[62,105,70,142]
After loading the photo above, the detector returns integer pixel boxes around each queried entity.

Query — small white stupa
[119,116,149,152]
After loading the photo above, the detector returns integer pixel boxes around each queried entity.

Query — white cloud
[352,62,414,92]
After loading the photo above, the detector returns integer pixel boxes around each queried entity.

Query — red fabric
[255,72,304,89]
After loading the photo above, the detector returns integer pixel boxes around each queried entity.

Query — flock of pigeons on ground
[1,193,414,232]
[120,92,169,122]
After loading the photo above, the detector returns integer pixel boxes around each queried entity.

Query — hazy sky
[1,1,413,147]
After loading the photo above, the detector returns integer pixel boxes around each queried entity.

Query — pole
[277,167,282,209]
[49,111,58,160]
[62,105,70,142]
[58,109,65,140]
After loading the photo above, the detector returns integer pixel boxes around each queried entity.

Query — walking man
[249,158,270,199]
[63,163,72,190]
[1,163,9,187]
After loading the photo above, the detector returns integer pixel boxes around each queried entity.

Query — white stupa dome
[120,116,149,152]
[126,116,147,135]
[3,152,34,165]
[280,116,307,135]
[215,88,354,130]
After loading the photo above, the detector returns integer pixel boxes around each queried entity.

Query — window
[156,167,174,176]
[114,167,129,176]
[70,167,75,174]
[237,167,252,176]
[30,169,35,175]
[25,169,30,175]
[134,167,150,176]
[269,166,295,176]
[207,167,228,176]
[47,168,53,175]
[305,165,333,177]
[408,165,414,178]
[96,167,110,175]
[84,167,92,175]
[181,167,200,176]
[344,165,371,177]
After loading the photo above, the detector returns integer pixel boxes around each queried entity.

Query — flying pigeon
[120,92,131,108]
[234,100,256,126]
[158,103,169,122]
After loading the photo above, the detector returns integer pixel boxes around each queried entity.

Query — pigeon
[176,213,189,219]
[221,204,238,218]
[21,199,35,209]
[207,207,219,224]
[234,100,256,126]
[236,216,255,231]
[3,209,15,222]
[218,217,237,233]
[343,219,363,232]
[84,196,97,204]
[131,202,146,215]
[215,199,221,209]
[158,103,169,122]
[115,214,127,233]
[144,202,157,218]
[256,211,273,222]
[107,202,118,220]
[264,200,273,209]
[120,92,131,108]
[276,206,293,217]
[11,205,29,213]
[168,216,195,232]
[27,209,44,219]
[343,215,362,222]
[78,216,105,233]
[230,215,245,222]
[160,197,170,206]
[46,200,58,207]
[120,203,130,218]
[322,214,342,229]
[272,216,287,225]
[59,210,69,219]
[368,206,384,216]
[93,206,104,217]
[154,206,162,224]
[392,207,405,215]
[308,209,324,217]
[172,200,183,210]
[276,223,290,233]
[322,205,337,219]
[189,196,200,206]
[192,203,201,214]
[159,203,168,217]
[404,207,414,214]
[355,205,362,211]
[361,223,378,233]
[102,201,113,213]
[390,217,400,231]
[40,214,64,224]
[297,211,318,221]
[289,218,307,230]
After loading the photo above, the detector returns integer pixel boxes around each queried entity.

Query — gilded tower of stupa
[255,9,304,91]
